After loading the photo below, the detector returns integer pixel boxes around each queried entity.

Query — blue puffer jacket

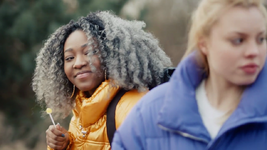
[112,52,267,150]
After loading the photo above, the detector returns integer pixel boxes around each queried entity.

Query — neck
[83,91,91,98]
[205,72,245,112]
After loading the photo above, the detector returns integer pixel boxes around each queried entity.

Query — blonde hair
[184,0,267,72]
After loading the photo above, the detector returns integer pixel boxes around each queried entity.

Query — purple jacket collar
[157,52,267,143]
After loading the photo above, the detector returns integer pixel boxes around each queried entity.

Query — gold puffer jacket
[47,81,147,150]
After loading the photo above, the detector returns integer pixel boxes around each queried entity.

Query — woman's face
[64,30,104,95]
[200,6,267,85]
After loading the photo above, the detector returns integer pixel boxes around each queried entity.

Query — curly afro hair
[32,11,172,118]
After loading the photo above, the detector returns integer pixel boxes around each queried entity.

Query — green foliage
[0,0,127,148]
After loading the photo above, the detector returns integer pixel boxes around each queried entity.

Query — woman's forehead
[64,30,98,51]
[211,6,266,35]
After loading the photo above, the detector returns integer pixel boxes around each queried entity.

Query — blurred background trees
[0,0,129,149]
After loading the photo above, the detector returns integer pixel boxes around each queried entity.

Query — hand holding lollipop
[45,108,69,149]
[46,108,65,137]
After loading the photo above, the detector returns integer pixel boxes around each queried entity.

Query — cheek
[64,63,73,81]
[91,56,104,78]
[259,45,267,66]
[91,56,102,70]
[207,42,239,73]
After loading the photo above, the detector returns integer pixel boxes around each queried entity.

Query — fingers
[46,131,65,142]
[46,125,69,150]
[59,125,69,133]
[56,124,68,135]
[48,142,65,150]
[47,139,65,147]
[48,125,64,136]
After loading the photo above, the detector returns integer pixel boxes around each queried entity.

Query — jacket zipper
[158,124,209,144]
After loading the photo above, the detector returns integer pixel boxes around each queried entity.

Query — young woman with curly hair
[112,0,267,149]
[32,11,172,150]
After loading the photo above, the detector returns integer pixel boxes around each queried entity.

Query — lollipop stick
[49,114,56,128]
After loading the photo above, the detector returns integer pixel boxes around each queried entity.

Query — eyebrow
[64,48,73,53]
[257,30,266,35]
[64,43,88,53]
[229,30,266,37]
[81,43,88,48]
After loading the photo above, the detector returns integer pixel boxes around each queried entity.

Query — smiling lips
[75,71,92,79]
[241,64,259,74]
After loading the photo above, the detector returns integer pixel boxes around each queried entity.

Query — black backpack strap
[106,89,127,145]
[163,67,175,83]
[149,67,176,90]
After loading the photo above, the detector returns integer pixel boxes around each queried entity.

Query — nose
[244,41,260,58]
[73,55,88,69]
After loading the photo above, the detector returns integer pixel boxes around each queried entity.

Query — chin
[76,85,95,92]
[234,77,258,86]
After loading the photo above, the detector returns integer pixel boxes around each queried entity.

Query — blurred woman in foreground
[112,0,267,149]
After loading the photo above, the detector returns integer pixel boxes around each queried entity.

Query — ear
[198,37,208,55]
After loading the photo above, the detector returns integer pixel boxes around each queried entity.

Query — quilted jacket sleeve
[112,103,146,150]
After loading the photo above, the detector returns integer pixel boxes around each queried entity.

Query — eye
[93,49,99,54]
[65,56,74,61]
[232,38,244,45]
[257,36,266,44]
[84,50,89,55]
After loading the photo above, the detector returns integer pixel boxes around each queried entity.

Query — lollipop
[46,108,65,137]
[46,108,56,128]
